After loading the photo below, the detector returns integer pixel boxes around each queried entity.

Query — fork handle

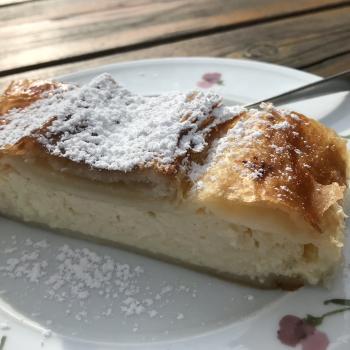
[245,70,350,109]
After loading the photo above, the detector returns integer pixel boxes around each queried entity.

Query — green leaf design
[304,314,323,326]
[304,307,350,326]
[0,336,6,350]
[324,298,350,306]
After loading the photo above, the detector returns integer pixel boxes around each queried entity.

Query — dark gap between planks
[299,49,350,70]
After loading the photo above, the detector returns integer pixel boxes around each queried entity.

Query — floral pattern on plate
[197,72,223,88]
[277,298,350,350]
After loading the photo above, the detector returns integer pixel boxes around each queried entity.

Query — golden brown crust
[0,79,62,118]
[247,109,347,230]
[195,106,348,234]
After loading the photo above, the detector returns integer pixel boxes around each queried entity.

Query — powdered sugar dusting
[271,121,290,130]
[190,101,311,192]
[190,106,267,183]
[0,84,74,147]
[0,74,238,173]
[0,234,199,330]
[188,105,246,185]
[260,102,291,117]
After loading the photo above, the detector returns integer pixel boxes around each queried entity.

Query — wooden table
[1,0,350,88]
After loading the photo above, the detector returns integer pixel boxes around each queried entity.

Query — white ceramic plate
[1,58,350,350]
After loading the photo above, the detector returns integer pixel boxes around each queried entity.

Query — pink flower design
[278,315,315,346]
[302,331,329,350]
[277,299,350,350]
[277,315,329,350]
[197,72,223,88]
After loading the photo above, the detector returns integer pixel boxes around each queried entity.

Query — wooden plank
[1,0,349,73]
[1,6,349,88]
[0,0,37,6]
[304,52,350,76]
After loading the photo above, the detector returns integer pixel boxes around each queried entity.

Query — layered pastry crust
[0,75,348,288]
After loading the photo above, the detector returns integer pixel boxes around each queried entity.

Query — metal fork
[244,69,350,138]
[244,69,350,109]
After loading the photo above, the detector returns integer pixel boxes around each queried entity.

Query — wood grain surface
[1,0,349,75]
[306,52,350,76]
[1,0,350,90]
[1,4,349,88]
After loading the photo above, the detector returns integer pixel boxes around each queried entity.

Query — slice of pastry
[0,74,348,289]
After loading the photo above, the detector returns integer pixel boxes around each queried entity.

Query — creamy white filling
[0,160,343,285]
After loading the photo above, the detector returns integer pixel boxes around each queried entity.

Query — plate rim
[56,56,321,83]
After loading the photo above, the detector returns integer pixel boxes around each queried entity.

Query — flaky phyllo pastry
[0,74,348,289]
